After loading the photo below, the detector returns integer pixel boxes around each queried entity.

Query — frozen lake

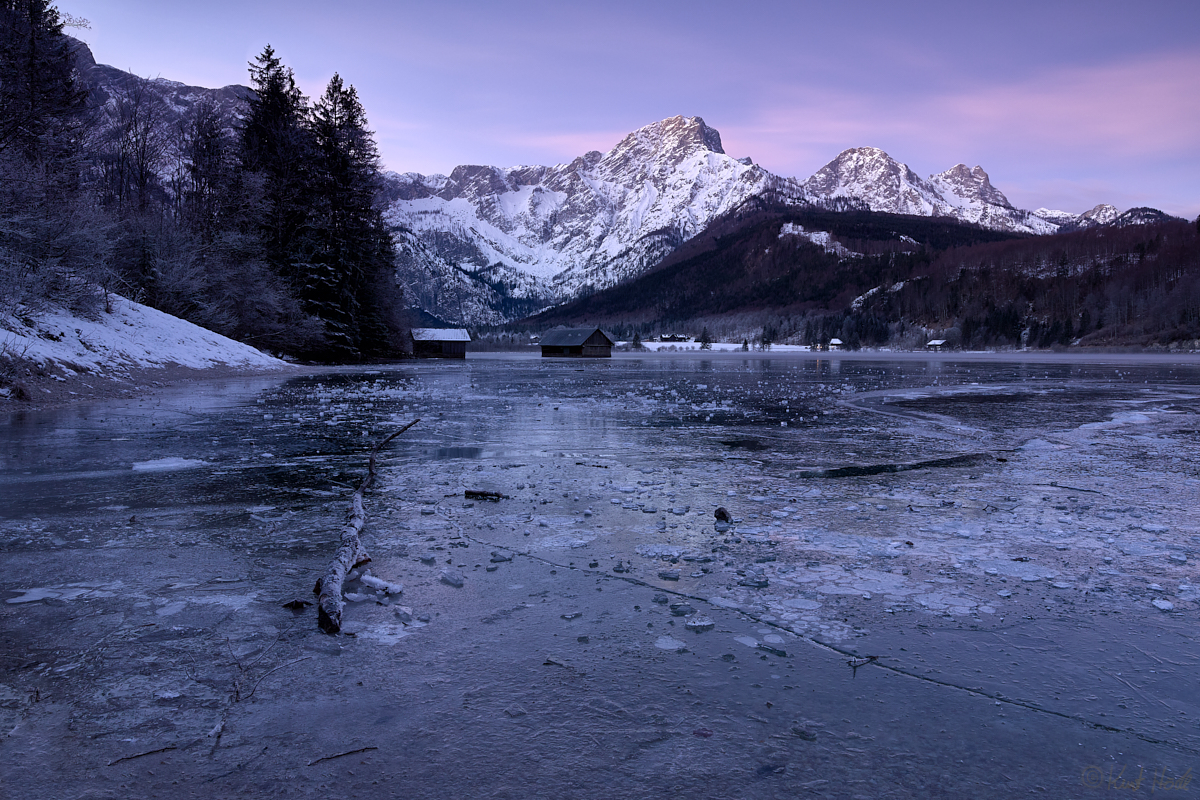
[2,351,1199,798]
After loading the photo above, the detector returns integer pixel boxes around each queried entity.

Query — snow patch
[1,295,285,385]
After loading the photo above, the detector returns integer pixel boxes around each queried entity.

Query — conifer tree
[0,0,85,160]
[0,0,105,315]
[239,45,314,287]
[307,74,378,359]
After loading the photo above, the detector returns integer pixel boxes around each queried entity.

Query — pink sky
[65,0,1200,218]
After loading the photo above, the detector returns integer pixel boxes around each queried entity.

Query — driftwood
[314,420,419,634]
[465,489,506,502]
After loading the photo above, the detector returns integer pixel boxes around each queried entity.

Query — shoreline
[0,361,307,414]
[7,345,1200,416]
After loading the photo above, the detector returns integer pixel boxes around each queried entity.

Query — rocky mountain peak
[930,163,1012,208]
[802,147,939,216]
[803,147,916,193]
[1081,203,1120,225]
[606,115,725,169]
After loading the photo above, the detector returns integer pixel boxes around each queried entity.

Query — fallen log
[315,420,419,634]
[465,489,507,502]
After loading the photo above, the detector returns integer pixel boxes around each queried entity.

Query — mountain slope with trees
[527,200,1200,350]
[0,2,406,364]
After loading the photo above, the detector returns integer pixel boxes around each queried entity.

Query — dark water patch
[719,438,770,451]
[432,446,483,460]
[793,452,990,478]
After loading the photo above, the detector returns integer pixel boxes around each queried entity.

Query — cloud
[709,50,1200,215]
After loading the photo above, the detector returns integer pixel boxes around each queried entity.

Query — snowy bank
[1,296,289,403]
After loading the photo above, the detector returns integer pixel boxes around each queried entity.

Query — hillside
[0,295,291,406]
[525,209,1200,350]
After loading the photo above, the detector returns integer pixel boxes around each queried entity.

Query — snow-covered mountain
[393,130,1124,324]
[800,147,1058,235]
[385,116,809,325]
[70,38,252,134]
[1032,204,1120,230]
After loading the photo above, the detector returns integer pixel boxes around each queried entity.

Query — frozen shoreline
[0,296,296,411]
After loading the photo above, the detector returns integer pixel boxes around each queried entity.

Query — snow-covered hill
[1032,203,1120,230]
[70,37,252,138]
[1,297,288,403]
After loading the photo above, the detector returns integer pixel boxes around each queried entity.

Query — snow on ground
[0,296,287,401]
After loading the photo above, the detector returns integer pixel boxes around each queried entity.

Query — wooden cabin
[539,327,614,358]
[411,328,471,359]
[926,339,947,352]
[828,337,844,351]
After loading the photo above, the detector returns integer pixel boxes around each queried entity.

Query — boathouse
[411,328,471,359]
[539,327,614,358]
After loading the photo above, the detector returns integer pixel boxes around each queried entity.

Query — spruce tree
[0,0,105,315]
[0,0,85,160]
[239,45,314,287]
[308,73,401,360]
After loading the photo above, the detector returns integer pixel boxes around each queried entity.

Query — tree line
[0,0,406,362]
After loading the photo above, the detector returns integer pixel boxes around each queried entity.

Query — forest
[526,201,1200,351]
[0,0,406,362]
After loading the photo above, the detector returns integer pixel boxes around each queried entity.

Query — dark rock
[714,507,732,522]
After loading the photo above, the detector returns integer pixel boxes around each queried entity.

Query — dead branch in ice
[106,745,178,767]
[306,745,379,766]
[240,656,313,701]
[314,419,419,634]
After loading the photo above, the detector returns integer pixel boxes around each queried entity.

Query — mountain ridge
[72,43,1170,328]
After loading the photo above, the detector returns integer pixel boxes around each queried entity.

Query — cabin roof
[539,327,614,347]
[411,328,471,342]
